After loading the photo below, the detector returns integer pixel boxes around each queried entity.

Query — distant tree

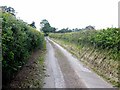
[74,28,81,32]
[30,21,36,28]
[40,19,56,35]
[85,25,95,30]
[1,6,16,16]
[50,27,56,33]
[56,28,72,33]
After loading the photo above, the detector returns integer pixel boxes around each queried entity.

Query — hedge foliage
[50,28,120,61]
[2,12,45,85]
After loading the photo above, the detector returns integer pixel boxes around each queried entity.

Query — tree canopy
[29,21,36,28]
[1,6,16,16]
[40,19,56,35]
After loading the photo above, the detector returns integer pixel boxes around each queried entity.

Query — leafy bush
[49,28,120,61]
[2,12,45,85]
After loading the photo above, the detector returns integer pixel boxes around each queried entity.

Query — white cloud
[0,0,119,30]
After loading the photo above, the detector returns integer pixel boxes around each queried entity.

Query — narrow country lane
[43,37,113,88]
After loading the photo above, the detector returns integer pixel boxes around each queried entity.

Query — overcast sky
[0,0,119,30]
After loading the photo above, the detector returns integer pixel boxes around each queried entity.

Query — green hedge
[2,12,45,85]
[49,28,120,61]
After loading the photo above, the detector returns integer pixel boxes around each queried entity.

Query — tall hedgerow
[2,12,45,85]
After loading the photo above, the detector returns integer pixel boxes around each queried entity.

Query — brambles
[2,12,45,85]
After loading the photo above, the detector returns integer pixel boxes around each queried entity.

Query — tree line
[40,19,95,34]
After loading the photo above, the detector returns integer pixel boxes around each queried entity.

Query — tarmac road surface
[43,37,114,88]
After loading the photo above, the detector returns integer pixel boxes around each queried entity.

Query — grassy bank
[49,28,120,87]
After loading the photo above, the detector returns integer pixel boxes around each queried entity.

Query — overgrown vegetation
[2,11,45,86]
[49,28,120,87]
[50,28,120,61]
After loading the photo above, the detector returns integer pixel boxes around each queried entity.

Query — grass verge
[9,48,46,88]
[51,38,119,88]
